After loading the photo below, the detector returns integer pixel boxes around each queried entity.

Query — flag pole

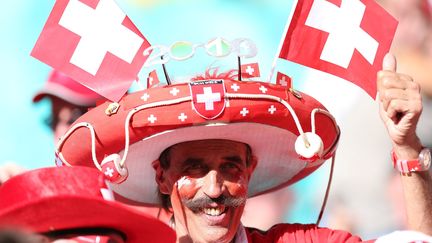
[135,77,145,91]
[238,56,242,81]
[267,0,299,83]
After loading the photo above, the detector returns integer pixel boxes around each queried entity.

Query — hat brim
[112,122,327,203]
[0,196,175,243]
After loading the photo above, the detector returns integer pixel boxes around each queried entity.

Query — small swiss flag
[31,0,151,102]
[147,70,159,88]
[276,72,292,88]
[241,63,261,78]
[278,0,397,98]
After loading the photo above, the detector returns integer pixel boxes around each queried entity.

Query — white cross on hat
[178,113,187,122]
[104,167,114,177]
[196,87,221,111]
[148,114,157,123]
[240,107,249,117]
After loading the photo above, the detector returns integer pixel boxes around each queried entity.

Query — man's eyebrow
[182,158,204,166]
[223,155,244,165]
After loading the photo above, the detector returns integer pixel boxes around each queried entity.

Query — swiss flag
[279,0,398,98]
[147,70,159,88]
[189,80,226,120]
[276,72,292,88]
[241,63,261,78]
[31,0,151,102]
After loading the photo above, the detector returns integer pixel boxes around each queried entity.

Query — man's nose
[202,170,224,198]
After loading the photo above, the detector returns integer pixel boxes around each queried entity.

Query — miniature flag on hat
[276,72,292,87]
[147,70,159,88]
[31,0,152,102]
[241,63,261,78]
[277,0,397,98]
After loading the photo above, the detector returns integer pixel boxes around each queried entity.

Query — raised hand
[377,53,422,152]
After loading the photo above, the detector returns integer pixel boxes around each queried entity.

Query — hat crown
[32,70,103,106]
[47,71,98,97]
[0,166,107,209]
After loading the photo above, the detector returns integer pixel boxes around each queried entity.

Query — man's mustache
[182,195,246,213]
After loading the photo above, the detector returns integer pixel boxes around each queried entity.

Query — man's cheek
[227,176,248,197]
[176,176,202,200]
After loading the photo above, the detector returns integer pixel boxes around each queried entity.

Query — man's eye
[222,163,241,172]
[184,164,205,173]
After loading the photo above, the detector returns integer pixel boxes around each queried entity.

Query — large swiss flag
[31,0,151,102]
[279,0,398,98]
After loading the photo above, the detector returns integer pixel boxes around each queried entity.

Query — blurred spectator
[379,0,432,148]
[321,0,432,237]
[0,70,102,185]
[380,0,432,231]
[1,70,173,225]
[33,70,103,142]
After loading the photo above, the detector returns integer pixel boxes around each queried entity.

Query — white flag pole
[267,0,299,83]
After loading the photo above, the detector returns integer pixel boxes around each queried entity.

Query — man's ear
[247,155,258,180]
[152,160,170,194]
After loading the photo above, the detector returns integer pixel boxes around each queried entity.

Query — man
[0,70,102,185]
[0,166,176,243]
[32,69,103,142]
[56,54,432,242]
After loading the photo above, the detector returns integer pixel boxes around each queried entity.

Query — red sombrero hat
[0,166,176,243]
[55,77,340,204]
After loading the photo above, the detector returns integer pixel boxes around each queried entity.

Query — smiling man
[57,54,432,242]
[154,139,256,242]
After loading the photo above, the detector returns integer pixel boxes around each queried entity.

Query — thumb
[382,53,397,72]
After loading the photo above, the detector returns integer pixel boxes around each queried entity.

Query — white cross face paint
[177,177,204,200]
[237,175,247,189]
[177,176,192,190]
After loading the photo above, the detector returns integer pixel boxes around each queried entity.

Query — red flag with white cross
[241,63,261,78]
[276,72,292,88]
[278,0,398,98]
[31,0,151,102]
[189,80,226,120]
[147,70,159,88]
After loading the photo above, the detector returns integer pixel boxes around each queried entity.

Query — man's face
[49,97,86,142]
[157,139,256,243]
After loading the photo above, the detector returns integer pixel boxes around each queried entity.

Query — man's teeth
[203,206,225,216]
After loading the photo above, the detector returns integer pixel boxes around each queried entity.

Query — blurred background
[1,0,431,240]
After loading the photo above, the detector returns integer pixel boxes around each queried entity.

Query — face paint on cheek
[176,176,202,200]
[227,175,248,197]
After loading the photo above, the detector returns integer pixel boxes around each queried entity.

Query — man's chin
[189,209,238,243]
[192,227,233,243]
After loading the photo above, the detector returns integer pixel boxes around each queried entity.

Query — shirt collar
[234,224,248,243]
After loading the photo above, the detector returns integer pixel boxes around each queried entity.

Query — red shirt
[245,224,374,243]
